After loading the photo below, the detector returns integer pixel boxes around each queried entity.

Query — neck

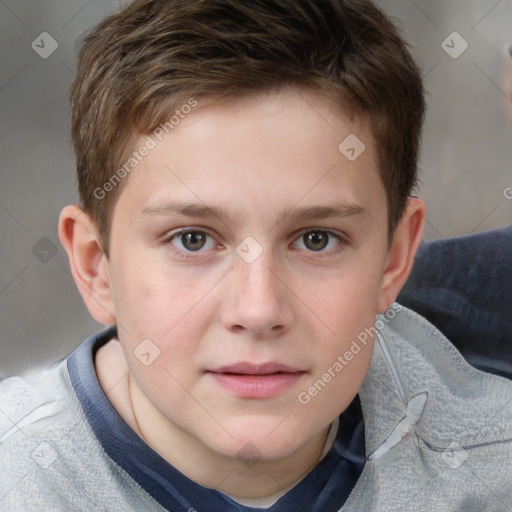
[95,339,331,498]
[127,371,331,498]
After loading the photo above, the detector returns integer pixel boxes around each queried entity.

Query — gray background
[1,0,511,375]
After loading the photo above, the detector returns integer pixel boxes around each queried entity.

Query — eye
[292,230,341,252]
[168,229,217,252]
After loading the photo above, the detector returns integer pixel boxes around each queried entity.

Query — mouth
[206,363,306,398]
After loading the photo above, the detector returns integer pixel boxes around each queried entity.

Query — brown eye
[169,230,216,252]
[292,230,341,252]
[303,232,329,251]
[182,231,206,251]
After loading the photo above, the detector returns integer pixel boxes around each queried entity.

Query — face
[105,87,390,462]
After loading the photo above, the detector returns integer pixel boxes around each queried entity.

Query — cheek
[296,336,373,425]
[113,251,220,339]
[298,287,376,419]
[301,255,383,400]
[110,259,223,391]
[310,264,382,340]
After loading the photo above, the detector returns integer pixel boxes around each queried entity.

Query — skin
[506,44,512,131]
[58,86,425,499]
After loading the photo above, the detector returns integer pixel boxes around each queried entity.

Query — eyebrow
[139,200,370,224]
[140,201,240,225]
[284,203,370,222]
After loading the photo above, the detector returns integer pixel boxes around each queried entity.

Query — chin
[202,417,308,462]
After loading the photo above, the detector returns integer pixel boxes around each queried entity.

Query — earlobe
[58,205,116,325]
[377,197,426,313]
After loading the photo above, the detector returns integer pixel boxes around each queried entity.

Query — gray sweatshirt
[1,305,511,511]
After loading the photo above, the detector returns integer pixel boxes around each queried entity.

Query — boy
[1,0,511,510]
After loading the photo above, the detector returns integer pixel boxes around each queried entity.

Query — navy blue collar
[68,327,365,511]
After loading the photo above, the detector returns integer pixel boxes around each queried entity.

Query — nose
[219,251,294,339]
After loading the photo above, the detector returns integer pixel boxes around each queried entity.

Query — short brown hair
[69,0,425,257]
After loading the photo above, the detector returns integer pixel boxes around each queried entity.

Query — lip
[211,362,303,375]
[207,362,306,398]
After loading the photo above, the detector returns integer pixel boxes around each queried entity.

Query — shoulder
[0,361,162,511]
[0,363,101,508]
[0,363,81,509]
[0,362,76,447]
[372,304,512,448]
[347,305,512,511]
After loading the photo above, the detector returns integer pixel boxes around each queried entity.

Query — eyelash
[164,227,346,260]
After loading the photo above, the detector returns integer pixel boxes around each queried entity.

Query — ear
[376,197,426,313]
[58,205,116,325]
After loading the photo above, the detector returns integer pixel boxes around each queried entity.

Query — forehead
[112,87,385,226]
